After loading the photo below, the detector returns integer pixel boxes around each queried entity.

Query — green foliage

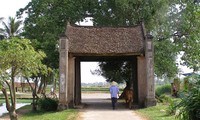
[158,94,172,103]
[156,84,171,97]
[0,37,48,119]
[136,103,175,120]
[93,61,133,84]
[17,0,181,79]
[166,97,180,115]
[154,40,179,78]
[176,79,200,120]
[183,77,190,91]
[16,0,200,80]
[38,97,58,111]
[0,38,48,78]
[172,1,200,71]
[17,0,87,69]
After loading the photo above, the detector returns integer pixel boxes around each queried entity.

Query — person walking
[109,81,120,110]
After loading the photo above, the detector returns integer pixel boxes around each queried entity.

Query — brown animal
[124,89,133,109]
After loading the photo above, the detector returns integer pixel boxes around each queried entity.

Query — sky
[0,0,105,83]
[0,0,31,19]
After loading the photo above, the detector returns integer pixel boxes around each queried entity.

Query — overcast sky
[0,0,31,18]
[0,0,105,83]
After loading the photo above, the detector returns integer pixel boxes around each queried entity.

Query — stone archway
[58,23,156,110]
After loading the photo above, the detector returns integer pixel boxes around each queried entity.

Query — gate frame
[58,23,156,110]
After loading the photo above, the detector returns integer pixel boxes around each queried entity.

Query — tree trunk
[10,72,17,120]
[37,76,44,94]
[43,77,47,94]
[9,108,18,120]
[32,90,37,111]
[26,77,39,111]
[1,87,11,112]
[2,81,18,120]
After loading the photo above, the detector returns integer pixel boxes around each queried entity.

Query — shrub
[159,94,172,103]
[38,97,58,111]
[155,84,171,97]
[166,97,180,115]
[176,79,200,120]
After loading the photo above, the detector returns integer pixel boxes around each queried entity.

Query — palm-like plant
[1,16,22,38]
[0,17,4,40]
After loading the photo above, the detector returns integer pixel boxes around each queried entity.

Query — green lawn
[136,103,176,120]
[0,98,32,104]
[18,105,78,120]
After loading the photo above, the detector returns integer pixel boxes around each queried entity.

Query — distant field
[0,86,123,102]
[81,87,109,92]
[81,87,123,93]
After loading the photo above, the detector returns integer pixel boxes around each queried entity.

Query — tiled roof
[65,24,145,56]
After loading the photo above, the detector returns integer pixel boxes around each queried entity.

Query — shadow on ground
[81,93,134,111]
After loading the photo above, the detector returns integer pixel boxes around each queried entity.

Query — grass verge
[19,105,78,120]
[0,99,32,104]
[136,103,176,120]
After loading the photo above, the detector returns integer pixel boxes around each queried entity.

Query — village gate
[58,23,156,109]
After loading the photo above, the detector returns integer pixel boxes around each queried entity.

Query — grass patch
[19,105,78,120]
[136,103,175,120]
[82,87,109,92]
[0,92,33,99]
[0,99,32,104]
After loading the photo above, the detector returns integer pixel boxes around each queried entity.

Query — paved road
[77,93,147,120]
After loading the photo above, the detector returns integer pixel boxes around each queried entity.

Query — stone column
[144,34,156,107]
[58,35,69,110]
[137,56,147,107]
[75,58,81,105]
[68,54,75,107]
[132,57,138,104]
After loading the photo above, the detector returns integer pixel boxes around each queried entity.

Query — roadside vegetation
[0,99,32,104]
[18,105,78,120]
[136,103,176,120]
[137,74,200,120]
[1,78,200,120]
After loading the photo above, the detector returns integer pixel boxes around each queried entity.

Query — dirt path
[77,93,147,120]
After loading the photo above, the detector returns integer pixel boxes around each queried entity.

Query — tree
[0,17,4,40]
[175,1,200,71]
[17,0,200,85]
[17,0,179,80]
[91,0,180,82]
[0,16,22,38]
[0,37,48,120]
[93,61,132,84]
[93,0,200,80]
[154,40,179,78]
[16,0,87,93]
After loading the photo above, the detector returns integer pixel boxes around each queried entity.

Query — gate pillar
[144,33,156,107]
[58,35,69,110]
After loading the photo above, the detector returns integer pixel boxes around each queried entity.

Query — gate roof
[65,24,145,56]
